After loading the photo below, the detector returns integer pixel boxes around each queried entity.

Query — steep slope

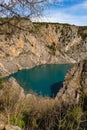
[0,18,87,76]
[57,60,87,104]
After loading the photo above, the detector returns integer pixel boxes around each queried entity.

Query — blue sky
[31,0,87,26]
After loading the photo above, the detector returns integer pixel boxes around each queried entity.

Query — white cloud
[31,11,87,26]
[31,0,87,26]
[68,0,87,11]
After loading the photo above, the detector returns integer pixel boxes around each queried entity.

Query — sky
[31,0,87,26]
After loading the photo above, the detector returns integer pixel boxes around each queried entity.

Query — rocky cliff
[57,60,87,104]
[0,18,87,76]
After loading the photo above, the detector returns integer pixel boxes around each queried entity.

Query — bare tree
[0,0,59,35]
[0,0,44,18]
[0,0,59,18]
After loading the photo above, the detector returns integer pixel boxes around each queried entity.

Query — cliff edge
[57,60,87,104]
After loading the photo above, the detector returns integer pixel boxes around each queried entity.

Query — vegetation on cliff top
[78,26,87,40]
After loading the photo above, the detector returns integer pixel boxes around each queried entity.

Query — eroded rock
[56,60,87,104]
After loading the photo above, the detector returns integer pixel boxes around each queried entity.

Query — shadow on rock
[50,81,63,98]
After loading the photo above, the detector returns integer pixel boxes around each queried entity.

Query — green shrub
[10,114,25,128]
[0,73,3,85]
[46,42,56,55]
[78,27,87,40]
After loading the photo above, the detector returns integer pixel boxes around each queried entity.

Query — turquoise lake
[8,64,72,97]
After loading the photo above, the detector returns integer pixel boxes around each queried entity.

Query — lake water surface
[9,64,72,97]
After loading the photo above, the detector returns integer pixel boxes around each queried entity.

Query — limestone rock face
[57,60,87,104]
[0,124,21,130]
[0,122,5,130]
[0,19,87,77]
[5,125,21,130]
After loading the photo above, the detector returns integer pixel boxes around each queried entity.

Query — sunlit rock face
[57,60,87,104]
[0,19,87,77]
